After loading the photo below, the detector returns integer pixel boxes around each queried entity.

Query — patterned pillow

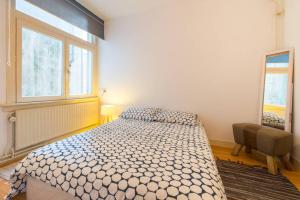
[154,109,198,126]
[120,107,159,121]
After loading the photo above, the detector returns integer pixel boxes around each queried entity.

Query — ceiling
[77,0,173,20]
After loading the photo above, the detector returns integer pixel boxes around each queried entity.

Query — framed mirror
[259,49,294,132]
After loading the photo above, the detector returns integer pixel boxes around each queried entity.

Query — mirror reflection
[262,52,289,130]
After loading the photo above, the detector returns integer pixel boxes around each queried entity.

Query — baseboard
[209,139,235,148]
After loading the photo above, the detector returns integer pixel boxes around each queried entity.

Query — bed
[6,108,227,200]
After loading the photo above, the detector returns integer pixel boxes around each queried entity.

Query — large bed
[6,108,226,200]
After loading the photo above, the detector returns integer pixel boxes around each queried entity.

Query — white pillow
[120,107,159,121]
[154,109,198,126]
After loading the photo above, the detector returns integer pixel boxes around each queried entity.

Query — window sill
[0,97,99,112]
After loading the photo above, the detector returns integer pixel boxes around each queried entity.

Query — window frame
[15,12,98,103]
[66,40,96,99]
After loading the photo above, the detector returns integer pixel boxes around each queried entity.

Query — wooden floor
[0,178,10,199]
[0,145,299,199]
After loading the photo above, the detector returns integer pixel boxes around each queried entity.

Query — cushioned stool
[243,125,261,153]
[231,123,261,156]
[257,127,293,174]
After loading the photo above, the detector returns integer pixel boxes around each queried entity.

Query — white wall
[100,0,277,143]
[0,0,9,156]
[283,0,300,162]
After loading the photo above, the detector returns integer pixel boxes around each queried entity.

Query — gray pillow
[120,107,159,121]
[154,109,198,126]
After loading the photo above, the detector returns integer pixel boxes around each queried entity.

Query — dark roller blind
[25,0,104,39]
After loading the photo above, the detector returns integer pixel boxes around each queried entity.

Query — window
[14,0,98,103]
[17,21,96,102]
[16,0,94,43]
[69,45,93,96]
[21,28,63,98]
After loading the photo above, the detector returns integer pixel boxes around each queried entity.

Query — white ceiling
[77,0,173,20]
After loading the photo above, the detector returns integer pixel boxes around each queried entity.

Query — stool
[257,127,294,175]
[231,123,261,156]
[243,125,261,153]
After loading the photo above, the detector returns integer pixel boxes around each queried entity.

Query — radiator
[15,101,99,151]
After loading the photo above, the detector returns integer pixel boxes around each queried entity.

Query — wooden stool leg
[231,144,243,156]
[279,154,295,171]
[245,146,252,153]
[267,155,278,175]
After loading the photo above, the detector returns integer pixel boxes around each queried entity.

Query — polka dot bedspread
[6,118,227,200]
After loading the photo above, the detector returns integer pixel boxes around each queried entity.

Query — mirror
[259,49,294,132]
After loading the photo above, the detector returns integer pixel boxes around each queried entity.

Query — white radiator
[15,101,99,151]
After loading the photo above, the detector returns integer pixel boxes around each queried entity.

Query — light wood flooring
[0,178,10,200]
[0,145,299,199]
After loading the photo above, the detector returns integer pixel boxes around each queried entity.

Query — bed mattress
[6,118,226,200]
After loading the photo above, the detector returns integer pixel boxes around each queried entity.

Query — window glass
[69,45,93,96]
[16,0,94,43]
[21,27,63,97]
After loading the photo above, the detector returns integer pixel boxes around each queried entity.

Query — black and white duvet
[7,119,226,200]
